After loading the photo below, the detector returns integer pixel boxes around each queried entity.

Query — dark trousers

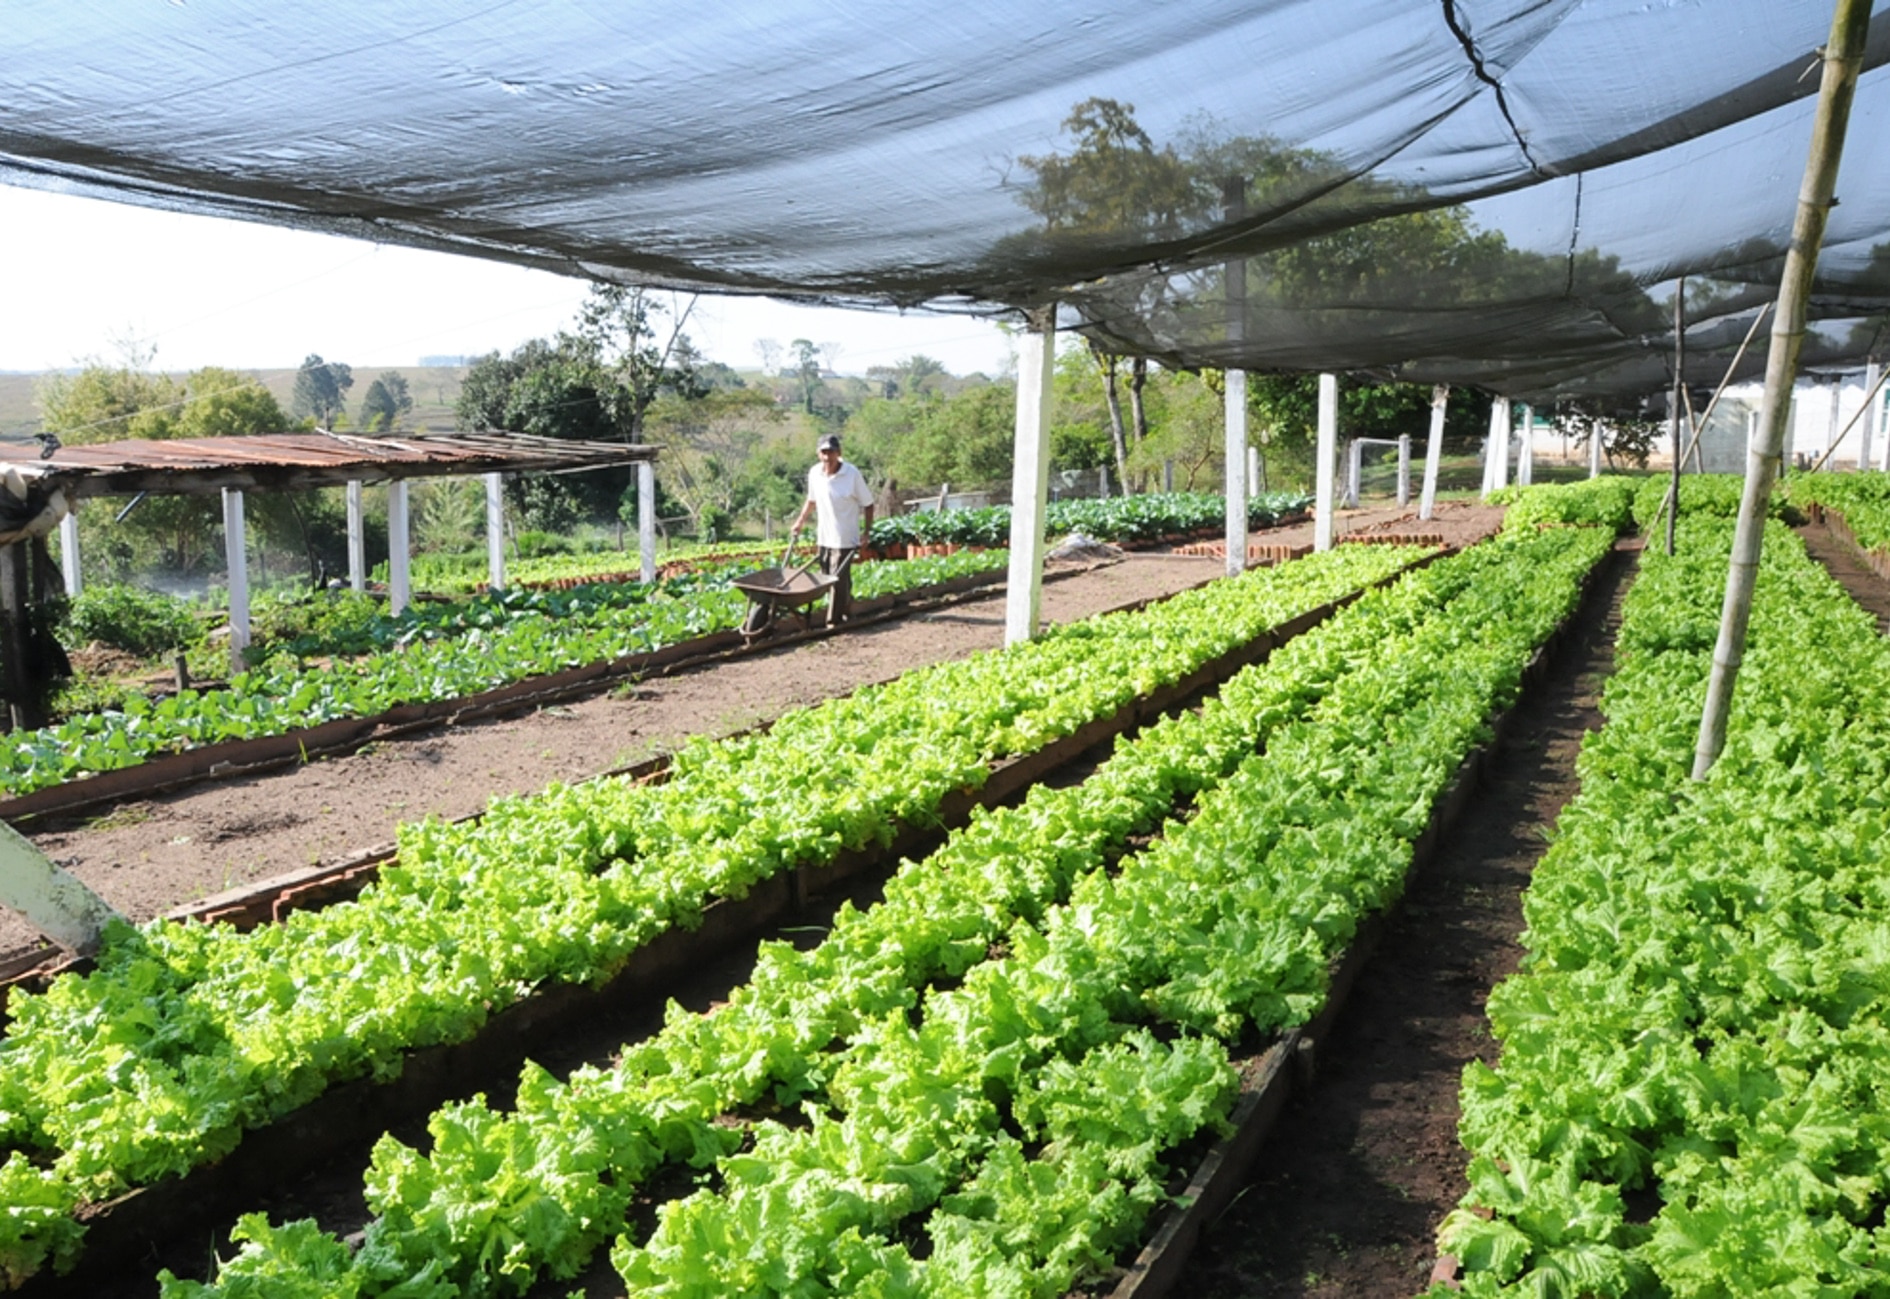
[817,546,857,624]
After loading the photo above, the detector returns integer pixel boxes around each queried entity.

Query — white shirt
[805,459,875,548]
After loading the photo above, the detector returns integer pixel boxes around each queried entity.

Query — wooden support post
[0,543,29,731]
[1005,308,1056,644]
[1517,405,1535,486]
[1397,433,1412,507]
[0,819,123,954]
[1420,385,1448,521]
[387,480,411,616]
[1314,373,1338,552]
[346,480,366,593]
[1664,279,1686,554]
[1695,0,1870,780]
[221,487,250,675]
[58,511,80,598]
[1224,367,1249,576]
[484,473,506,593]
[638,461,657,584]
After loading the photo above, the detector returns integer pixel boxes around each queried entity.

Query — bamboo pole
[1665,279,1685,556]
[1693,0,1871,780]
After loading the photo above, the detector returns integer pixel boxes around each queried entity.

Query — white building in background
[1686,377,1889,473]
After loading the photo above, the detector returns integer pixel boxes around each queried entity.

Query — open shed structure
[0,430,660,724]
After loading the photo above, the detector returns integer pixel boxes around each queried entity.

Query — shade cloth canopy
[6,1,1889,401]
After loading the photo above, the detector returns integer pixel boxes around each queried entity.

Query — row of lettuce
[390,491,1311,592]
[1783,466,1890,555]
[864,490,1310,550]
[134,512,1616,1297]
[14,490,1312,801]
[3,548,1004,799]
[0,540,1427,1290]
[1435,479,1890,1295]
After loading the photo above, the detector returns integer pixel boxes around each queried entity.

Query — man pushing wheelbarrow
[789,433,875,628]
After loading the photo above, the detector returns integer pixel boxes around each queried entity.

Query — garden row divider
[28,552,1438,1296]
[0,560,1075,829]
[1805,502,1890,586]
[1096,535,1631,1299]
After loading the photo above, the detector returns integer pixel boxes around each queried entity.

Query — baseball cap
[817,434,841,452]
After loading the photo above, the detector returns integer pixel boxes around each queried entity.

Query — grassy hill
[0,365,473,441]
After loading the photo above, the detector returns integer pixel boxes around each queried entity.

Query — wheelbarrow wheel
[740,599,773,639]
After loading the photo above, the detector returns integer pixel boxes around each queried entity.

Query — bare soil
[4,501,1503,959]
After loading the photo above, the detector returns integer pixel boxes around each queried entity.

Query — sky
[0,184,1018,379]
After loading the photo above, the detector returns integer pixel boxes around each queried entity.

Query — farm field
[0,501,1571,1295]
[23,481,1887,1298]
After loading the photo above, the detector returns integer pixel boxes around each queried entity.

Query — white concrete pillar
[1247,445,1260,497]
[484,473,506,593]
[1876,379,1890,472]
[387,480,411,616]
[1224,367,1248,576]
[1314,373,1338,552]
[1397,434,1412,507]
[1420,385,1448,520]
[1861,361,1880,470]
[638,461,657,584]
[58,511,80,597]
[1589,420,1604,478]
[1343,439,1362,509]
[346,480,366,593]
[221,487,250,673]
[1825,381,1842,464]
[1005,311,1056,644]
[1517,404,1535,486]
[1485,396,1512,494]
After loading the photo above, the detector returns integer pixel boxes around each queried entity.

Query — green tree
[171,367,286,438]
[1017,97,1200,245]
[454,286,711,531]
[290,354,354,429]
[572,284,707,443]
[37,342,179,446]
[789,338,823,413]
[646,388,785,539]
[357,371,414,431]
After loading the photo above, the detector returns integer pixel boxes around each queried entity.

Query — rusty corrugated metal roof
[0,431,657,498]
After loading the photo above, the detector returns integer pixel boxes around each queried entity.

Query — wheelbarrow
[733,535,837,640]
